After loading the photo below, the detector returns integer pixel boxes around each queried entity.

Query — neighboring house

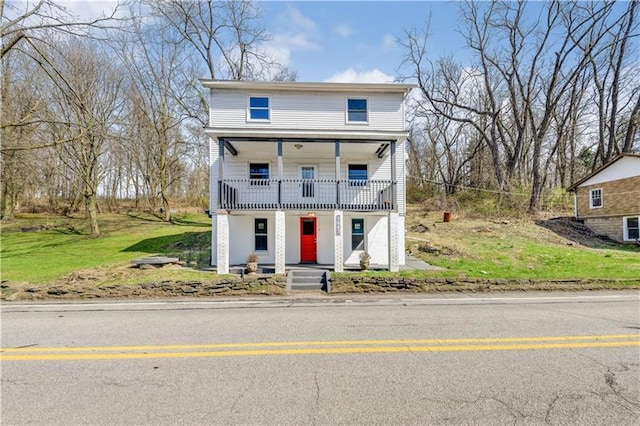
[567,153,640,243]
[201,80,415,274]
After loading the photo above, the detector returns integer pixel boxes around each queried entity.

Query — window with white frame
[351,218,365,250]
[624,216,639,241]
[347,98,368,122]
[254,218,268,251]
[249,162,269,185]
[248,96,270,121]
[348,164,368,186]
[589,188,602,208]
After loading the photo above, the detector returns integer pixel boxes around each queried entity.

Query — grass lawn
[1,212,212,284]
[404,210,640,280]
[1,208,639,285]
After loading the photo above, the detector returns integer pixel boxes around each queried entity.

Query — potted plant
[246,253,258,273]
[359,251,371,270]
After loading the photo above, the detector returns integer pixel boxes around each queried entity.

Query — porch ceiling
[226,140,388,157]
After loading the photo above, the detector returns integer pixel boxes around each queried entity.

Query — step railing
[219,179,395,211]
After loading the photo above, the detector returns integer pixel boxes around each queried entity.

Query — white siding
[579,157,640,187]
[225,211,405,266]
[210,89,405,132]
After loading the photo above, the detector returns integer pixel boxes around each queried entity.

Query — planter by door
[300,217,317,263]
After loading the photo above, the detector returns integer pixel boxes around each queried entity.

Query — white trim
[623,216,640,242]
[205,127,408,141]
[345,96,369,125]
[202,79,415,94]
[589,188,603,209]
[246,94,271,123]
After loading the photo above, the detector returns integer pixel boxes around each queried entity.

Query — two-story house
[201,80,414,274]
[567,153,640,243]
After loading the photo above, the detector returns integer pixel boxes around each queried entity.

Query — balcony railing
[219,179,395,211]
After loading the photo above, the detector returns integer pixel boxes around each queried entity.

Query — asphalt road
[2,292,639,425]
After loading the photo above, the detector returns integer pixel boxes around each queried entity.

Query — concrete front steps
[287,269,330,292]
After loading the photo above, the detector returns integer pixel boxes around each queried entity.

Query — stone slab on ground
[130,256,180,267]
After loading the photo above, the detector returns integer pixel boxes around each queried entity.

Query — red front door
[300,217,317,263]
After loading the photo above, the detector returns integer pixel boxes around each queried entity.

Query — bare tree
[402,1,638,212]
[117,14,192,222]
[33,38,125,235]
[1,0,124,59]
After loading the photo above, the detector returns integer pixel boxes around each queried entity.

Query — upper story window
[248,96,270,121]
[347,98,368,123]
[249,162,269,185]
[348,164,368,186]
[624,217,639,241]
[589,188,602,209]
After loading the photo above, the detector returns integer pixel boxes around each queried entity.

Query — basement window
[624,216,639,241]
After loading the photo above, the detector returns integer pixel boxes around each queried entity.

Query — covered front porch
[213,137,400,212]
[212,210,404,274]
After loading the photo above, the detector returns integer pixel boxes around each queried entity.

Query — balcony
[219,179,395,211]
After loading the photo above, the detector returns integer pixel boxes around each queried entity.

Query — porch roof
[203,127,408,143]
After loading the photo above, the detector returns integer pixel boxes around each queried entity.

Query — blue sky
[260,1,467,82]
[61,0,467,82]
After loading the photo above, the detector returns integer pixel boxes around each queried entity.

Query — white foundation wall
[221,211,404,267]
[342,214,405,267]
[227,214,276,265]
[398,215,406,265]
[343,214,385,266]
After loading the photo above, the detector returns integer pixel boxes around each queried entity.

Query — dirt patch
[535,217,622,248]
[409,223,431,233]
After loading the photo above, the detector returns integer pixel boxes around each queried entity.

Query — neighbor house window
[249,162,269,185]
[248,96,270,121]
[348,164,368,186]
[347,98,368,122]
[589,188,602,208]
[352,218,365,250]
[624,216,639,241]
[255,218,268,251]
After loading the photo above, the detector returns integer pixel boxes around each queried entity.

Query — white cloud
[286,4,315,32]
[333,23,354,38]
[262,6,319,69]
[62,1,125,21]
[382,34,396,52]
[325,68,396,83]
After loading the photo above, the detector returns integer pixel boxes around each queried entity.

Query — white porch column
[275,210,286,274]
[388,211,399,272]
[215,210,229,274]
[334,210,344,272]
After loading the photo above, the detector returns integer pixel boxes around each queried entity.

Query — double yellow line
[1,334,639,361]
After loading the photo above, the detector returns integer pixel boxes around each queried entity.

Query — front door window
[300,217,317,263]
